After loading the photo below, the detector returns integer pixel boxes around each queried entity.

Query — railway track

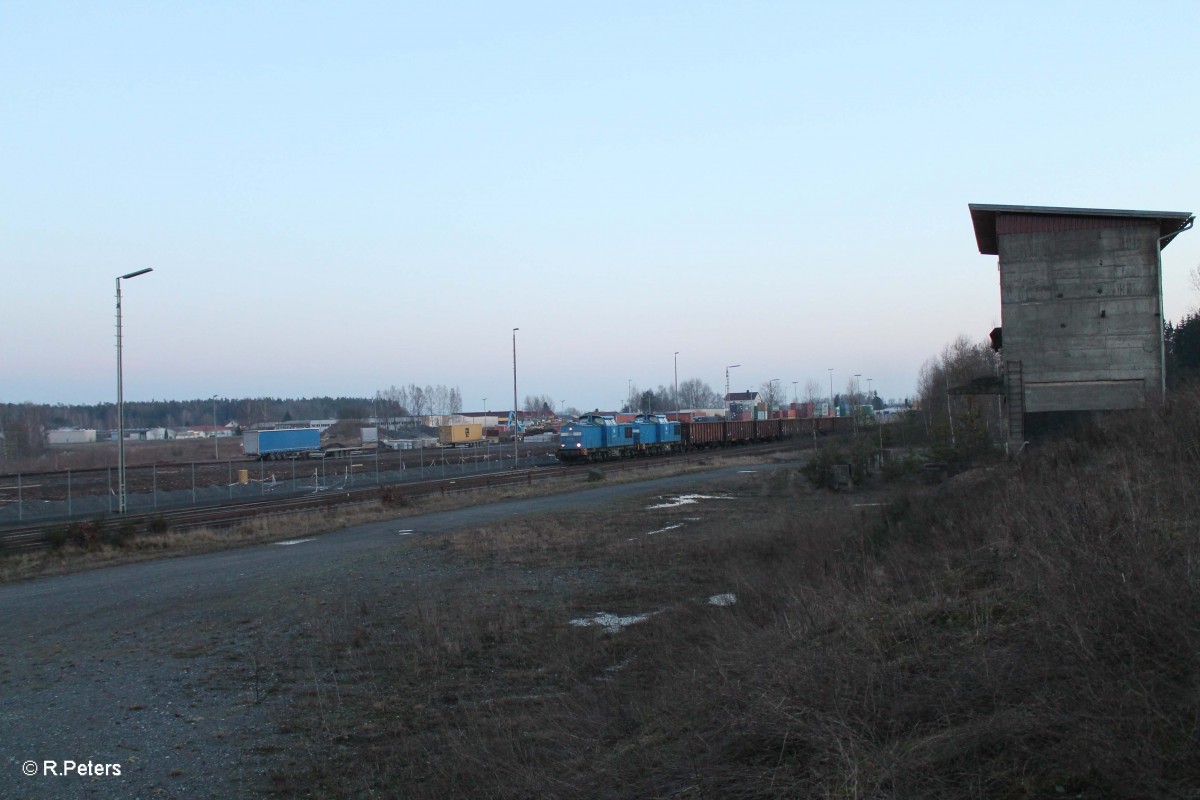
[0,442,803,554]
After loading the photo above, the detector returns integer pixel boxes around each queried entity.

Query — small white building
[48,429,97,445]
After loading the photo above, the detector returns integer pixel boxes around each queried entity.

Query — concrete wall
[999,222,1162,413]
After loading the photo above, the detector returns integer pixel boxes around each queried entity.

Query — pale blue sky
[3,1,1198,410]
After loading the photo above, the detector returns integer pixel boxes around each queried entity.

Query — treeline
[1165,310,1200,385]
[619,379,725,415]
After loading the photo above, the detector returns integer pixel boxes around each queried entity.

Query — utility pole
[116,267,153,514]
[725,364,740,416]
[512,328,519,467]
[674,351,680,421]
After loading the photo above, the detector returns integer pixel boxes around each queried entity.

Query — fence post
[67,469,72,518]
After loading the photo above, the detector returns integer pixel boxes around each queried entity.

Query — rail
[0,442,800,554]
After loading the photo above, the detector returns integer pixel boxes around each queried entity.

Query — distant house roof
[968,203,1194,256]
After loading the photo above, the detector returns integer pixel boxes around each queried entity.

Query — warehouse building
[969,203,1193,444]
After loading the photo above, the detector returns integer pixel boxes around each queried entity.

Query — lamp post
[828,368,834,417]
[867,378,874,406]
[211,394,219,460]
[725,364,740,416]
[116,267,153,515]
[674,351,680,420]
[512,328,519,467]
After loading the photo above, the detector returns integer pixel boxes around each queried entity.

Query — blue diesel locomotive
[558,412,681,462]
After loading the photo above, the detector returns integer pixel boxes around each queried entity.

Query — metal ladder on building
[1005,360,1025,447]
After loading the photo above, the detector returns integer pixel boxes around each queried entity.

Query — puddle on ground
[569,611,656,633]
[646,493,733,509]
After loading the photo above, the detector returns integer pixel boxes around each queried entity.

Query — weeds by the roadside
[271,388,1200,798]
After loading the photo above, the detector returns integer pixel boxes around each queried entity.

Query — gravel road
[0,463,781,799]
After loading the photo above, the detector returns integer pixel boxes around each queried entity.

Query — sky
[3,1,1199,412]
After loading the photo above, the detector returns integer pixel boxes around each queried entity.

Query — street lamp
[512,328,519,467]
[867,378,874,406]
[674,351,680,421]
[116,267,153,514]
[211,394,219,460]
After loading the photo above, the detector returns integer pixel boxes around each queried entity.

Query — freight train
[556,412,858,463]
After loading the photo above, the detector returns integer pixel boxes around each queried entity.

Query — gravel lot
[0,461,785,799]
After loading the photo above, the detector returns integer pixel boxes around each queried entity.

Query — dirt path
[0,461,788,799]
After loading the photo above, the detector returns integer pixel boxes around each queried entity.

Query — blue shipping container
[244,428,321,458]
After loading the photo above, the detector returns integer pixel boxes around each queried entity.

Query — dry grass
[266,387,1200,798]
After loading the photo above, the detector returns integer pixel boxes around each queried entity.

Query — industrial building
[969,203,1194,444]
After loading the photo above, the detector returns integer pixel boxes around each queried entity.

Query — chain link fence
[0,447,557,526]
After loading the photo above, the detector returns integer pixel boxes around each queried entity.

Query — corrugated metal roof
[969,203,1193,255]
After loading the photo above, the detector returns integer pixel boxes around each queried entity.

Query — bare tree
[759,380,787,410]
[523,394,555,415]
[678,378,721,409]
[406,384,428,424]
[803,379,822,406]
[917,334,1003,441]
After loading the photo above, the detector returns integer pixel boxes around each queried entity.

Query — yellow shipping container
[437,424,484,446]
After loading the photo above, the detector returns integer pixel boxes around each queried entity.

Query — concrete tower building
[969,203,1193,444]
